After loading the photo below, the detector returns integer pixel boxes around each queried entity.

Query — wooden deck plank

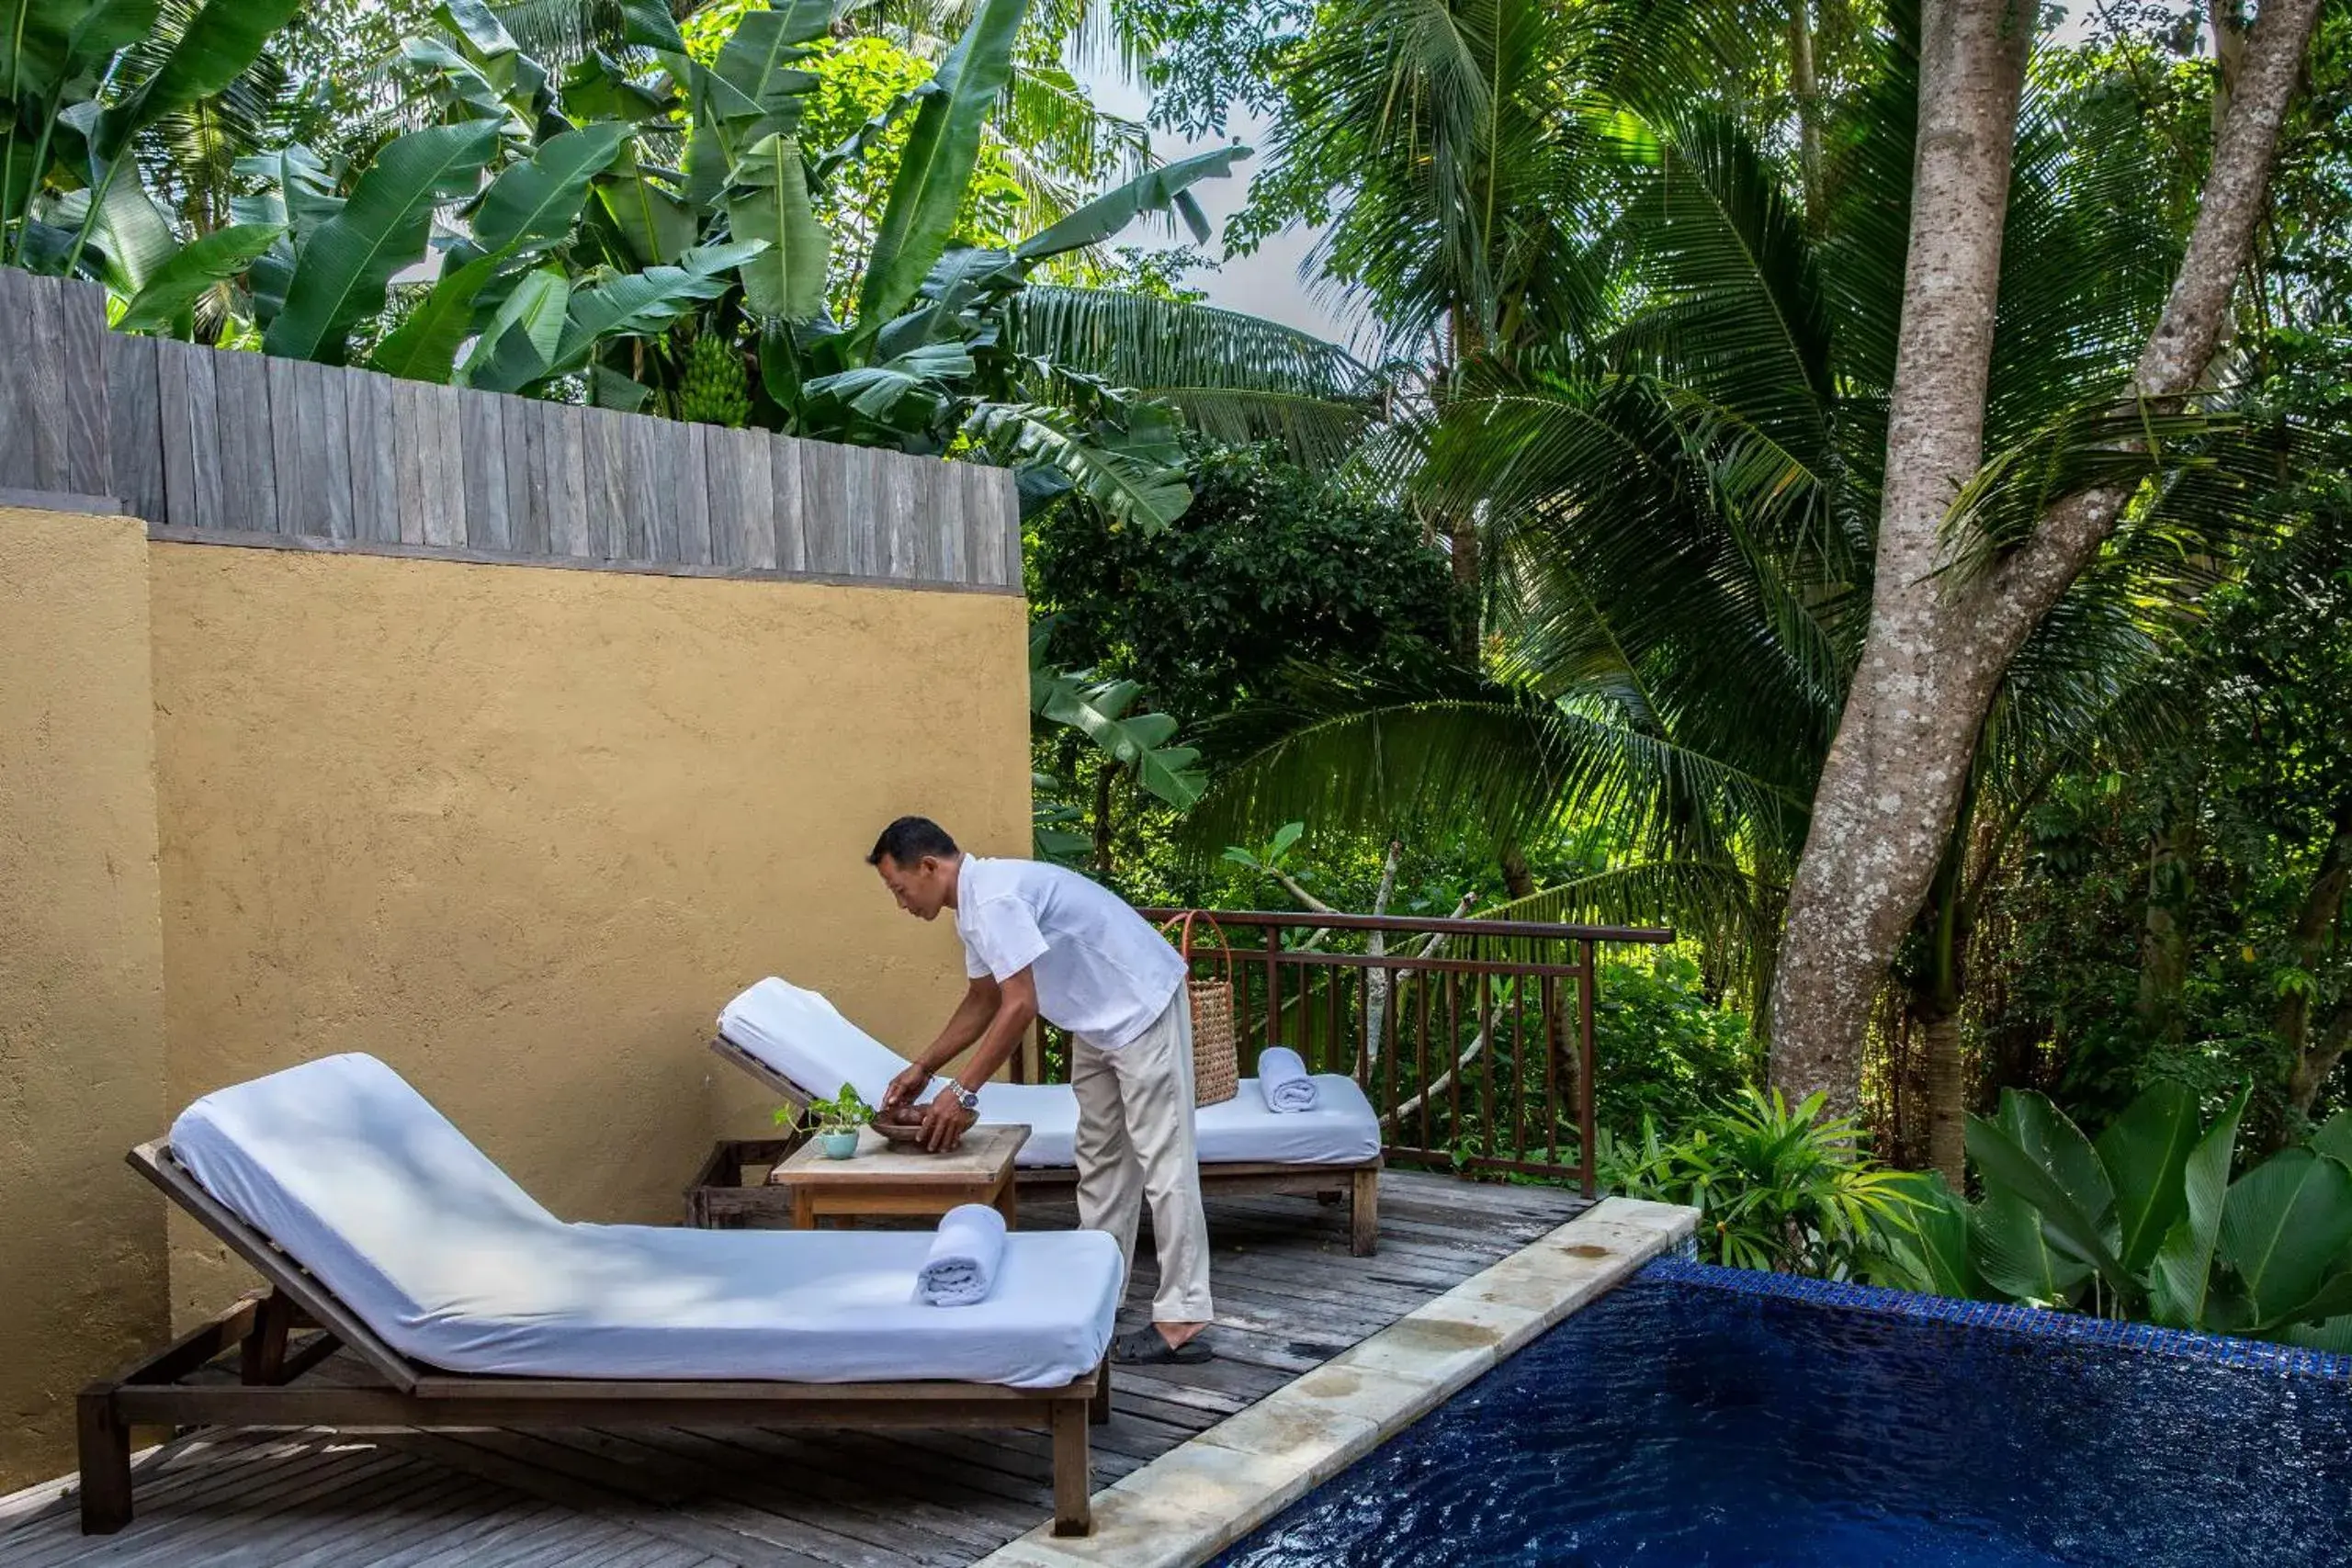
[0,1439,357,1562]
[206,1461,488,1567]
[263,1478,528,1568]
[13,1447,395,1568]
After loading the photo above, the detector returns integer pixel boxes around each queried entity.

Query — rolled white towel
[1257,1046,1318,1112]
[914,1202,1010,1307]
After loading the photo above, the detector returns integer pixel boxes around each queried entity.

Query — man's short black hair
[868,816,959,867]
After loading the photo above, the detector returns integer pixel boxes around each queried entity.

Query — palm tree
[1193,5,2267,1181]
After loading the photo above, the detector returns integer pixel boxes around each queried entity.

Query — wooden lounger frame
[711,1034,1384,1256]
[78,1141,1107,1538]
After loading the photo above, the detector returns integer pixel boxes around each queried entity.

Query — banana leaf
[560,51,675,123]
[4,0,154,107]
[232,145,343,238]
[69,168,178,293]
[549,239,764,369]
[115,221,284,333]
[2147,1085,2248,1329]
[265,120,502,363]
[369,249,511,381]
[2092,1078,2200,1275]
[727,133,829,323]
[471,123,629,253]
[2312,1111,2352,1168]
[613,0,683,54]
[1965,1089,2129,1294]
[711,0,830,134]
[2217,1149,2352,1330]
[460,266,571,390]
[92,0,302,163]
[1875,1172,1984,1299]
[1971,1187,2092,1305]
[807,341,974,423]
[594,145,696,268]
[966,399,1192,534]
[1012,144,1249,264]
[855,0,1027,330]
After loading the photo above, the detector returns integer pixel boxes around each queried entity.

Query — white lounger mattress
[169,1053,1120,1387]
[719,976,1384,1168]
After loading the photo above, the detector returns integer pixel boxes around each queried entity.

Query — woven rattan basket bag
[1161,911,1239,1107]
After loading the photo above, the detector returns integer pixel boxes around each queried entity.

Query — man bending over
[871,816,1213,1364]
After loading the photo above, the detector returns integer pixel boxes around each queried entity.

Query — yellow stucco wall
[0,507,169,1493]
[147,543,1032,1325]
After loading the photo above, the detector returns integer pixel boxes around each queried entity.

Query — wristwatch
[950,1084,980,1112]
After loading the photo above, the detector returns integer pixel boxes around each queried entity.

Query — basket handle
[1159,909,1237,987]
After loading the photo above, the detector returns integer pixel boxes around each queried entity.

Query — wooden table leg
[994,1176,1019,1229]
[791,1190,815,1230]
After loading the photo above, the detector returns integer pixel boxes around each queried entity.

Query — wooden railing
[1020,909,1673,1195]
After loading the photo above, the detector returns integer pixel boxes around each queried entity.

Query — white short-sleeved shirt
[954,857,1185,1050]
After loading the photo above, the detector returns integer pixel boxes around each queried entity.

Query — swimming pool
[1216,1258,2352,1566]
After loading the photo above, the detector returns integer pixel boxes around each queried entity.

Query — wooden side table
[688,1124,1030,1230]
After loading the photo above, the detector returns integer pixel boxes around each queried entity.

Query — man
[870,816,1214,1364]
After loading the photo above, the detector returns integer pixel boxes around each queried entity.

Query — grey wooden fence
[0,268,1020,591]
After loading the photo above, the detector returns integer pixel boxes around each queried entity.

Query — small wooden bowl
[869,1109,962,1152]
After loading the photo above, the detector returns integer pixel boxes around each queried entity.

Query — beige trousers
[1070,992,1215,1324]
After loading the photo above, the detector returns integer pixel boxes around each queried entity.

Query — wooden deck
[0,1172,1587,1568]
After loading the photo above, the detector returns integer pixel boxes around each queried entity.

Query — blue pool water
[1216,1260,2352,1567]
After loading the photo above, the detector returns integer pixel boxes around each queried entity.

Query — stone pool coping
[978,1195,1702,1568]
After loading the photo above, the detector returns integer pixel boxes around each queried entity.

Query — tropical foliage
[1030,620,1205,863]
[1191,2,2224,1055]
[3,0,1374,529]
[1600,1088,1917,1279]
[1883,1082,2352,1349]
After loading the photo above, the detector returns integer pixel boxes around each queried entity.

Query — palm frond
[1009,287,1383,465]
[1597,105,1833,476]
[1478,857,1785,1014]
[1192,661,1809,869]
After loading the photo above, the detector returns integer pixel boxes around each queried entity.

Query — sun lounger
[715,977,1386,1254]
[78,1054,1117,1537]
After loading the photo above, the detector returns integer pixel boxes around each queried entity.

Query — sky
[1075,68,1364,354]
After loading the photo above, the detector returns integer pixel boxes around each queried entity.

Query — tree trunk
[2211,0,2248,136]
[1499,842,1537,901]
[2286,1008,2352,1130]
[1449,515,1482,663]
[1920,1004,1968,1189]
[1790,0,1826,229]
[1770,0,2032,1112]
[2135,790,2199,1043]
[1091,759,1118,878]
[1770,0,2323,1112]
[2271,792,2352,1137]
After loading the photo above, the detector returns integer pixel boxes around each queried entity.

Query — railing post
[1577,939,1599,1199]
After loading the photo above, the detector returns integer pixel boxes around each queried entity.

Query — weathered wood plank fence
[0,268,1020,592]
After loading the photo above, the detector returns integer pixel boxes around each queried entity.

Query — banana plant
[1879,1083,2352,1349]
[2,0,300,281]
[13,0,1330,532]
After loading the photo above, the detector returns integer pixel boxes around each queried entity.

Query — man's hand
[918,1089,978,1153]
[882,1063,933,1118]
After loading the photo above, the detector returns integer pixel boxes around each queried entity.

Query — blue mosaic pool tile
[1641,1257,2352,1382]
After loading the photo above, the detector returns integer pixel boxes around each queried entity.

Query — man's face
[876,853,953,920]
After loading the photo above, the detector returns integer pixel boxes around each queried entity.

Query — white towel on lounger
[917,1203,1009,1307]
[1256,1046,1319,1112]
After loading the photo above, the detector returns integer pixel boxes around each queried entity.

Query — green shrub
[1877,1081,2352,1348]
[1600,1089,1917,1279]
[1590,953,1756,1144]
